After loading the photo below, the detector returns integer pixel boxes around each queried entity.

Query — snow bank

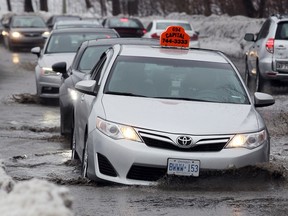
[140,13,265,58]
[0,162,74,216]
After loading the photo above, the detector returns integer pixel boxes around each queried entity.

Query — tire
[244,60,256,94]
[71,124,79,160]
[81,131,88,178]
[255,65,265,92]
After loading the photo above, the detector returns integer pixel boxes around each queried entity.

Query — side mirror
[31,47,41,57]
[254,92,275,107]
[52,62,68,78]
[75,80,97,96]
[244,33,256,42]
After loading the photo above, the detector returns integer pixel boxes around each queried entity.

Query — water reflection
[12,53,20,64]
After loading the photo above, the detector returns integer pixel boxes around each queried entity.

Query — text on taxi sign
[160,26,190,48]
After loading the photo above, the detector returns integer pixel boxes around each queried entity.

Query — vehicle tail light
[120,18,129,22]
[151,33,160,39]
[190,33,198,41]
[266,38,274,53]
[142,29,147,34]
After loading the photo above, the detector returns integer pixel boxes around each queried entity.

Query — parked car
[2,14,49,50]
[31,28,119,101]
[46,15,81,30]
[52,20,102,30]
[102,17,146,37]
[244,14,288,93]
[143,19,200,48]
[71,27,274,185]
[52,38,158,137]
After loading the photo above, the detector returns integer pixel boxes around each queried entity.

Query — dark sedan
[52,38,158,138]
[102,17,146,37]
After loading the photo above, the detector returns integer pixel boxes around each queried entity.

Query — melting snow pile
[0,162,74,216]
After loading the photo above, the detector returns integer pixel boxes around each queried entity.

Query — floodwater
[0,45,288,216]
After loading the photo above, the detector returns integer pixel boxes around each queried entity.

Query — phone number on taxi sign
[162,38,188,45]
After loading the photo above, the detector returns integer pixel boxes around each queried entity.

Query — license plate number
[277,62,288,70]
[167,158,200,176]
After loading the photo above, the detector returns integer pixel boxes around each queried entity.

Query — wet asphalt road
[0,44,288,216]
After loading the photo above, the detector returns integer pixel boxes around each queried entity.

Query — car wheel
[71,124,79,160]
[255,65,265,92]
[81,132,88,178]
[60,104,65,136]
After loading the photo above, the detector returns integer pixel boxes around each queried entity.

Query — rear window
[156,22,192,30]
[108,18,143,28]
[275,22,288,40]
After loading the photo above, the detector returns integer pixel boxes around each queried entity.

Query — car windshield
[156,22,192,30]
[46,33,117,53]
[78,45,110,72]
[12,16,46,28]
[105,56,249,104]
[108,18,143,28]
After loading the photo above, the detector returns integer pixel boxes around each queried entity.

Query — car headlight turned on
[11,31,22,39]
[40,67,58,76]
[68,88,78,101]
[96,117,142,142]
[226,129,267,149]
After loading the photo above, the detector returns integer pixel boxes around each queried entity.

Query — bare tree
[6,0,12,11]
[40,0,48,12]
[24,0,34,12]
[127,0,139,16]
[100,0,107,17]
[85,0,93,9]
[63,0,67,14]
[112,0,121,16]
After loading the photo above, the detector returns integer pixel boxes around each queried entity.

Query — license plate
[277,62,288,70]
[167,158,200,176]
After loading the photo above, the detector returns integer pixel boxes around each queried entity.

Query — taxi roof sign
[160,26,190,48]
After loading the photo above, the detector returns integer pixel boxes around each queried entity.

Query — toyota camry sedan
[31,28,119,101]
[72,28,274,185]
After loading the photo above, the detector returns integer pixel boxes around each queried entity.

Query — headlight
[68,88,78,101]
[42,31,50,37]
[96,117,142,142]
[41,67,57,76]
[11,31,21,38]
[226,130,267,149]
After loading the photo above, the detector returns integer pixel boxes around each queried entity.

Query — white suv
[244,14,288,92]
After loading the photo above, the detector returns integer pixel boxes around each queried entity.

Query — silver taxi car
[73,27,274,185]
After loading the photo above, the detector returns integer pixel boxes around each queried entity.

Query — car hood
[40,53,75,68]
[101,95,262,135]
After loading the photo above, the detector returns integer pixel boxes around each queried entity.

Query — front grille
[141,136,227,152]
[23,32,42,37]
[41,87,59,94]
[97,153,117,177]
[127,165,166,181]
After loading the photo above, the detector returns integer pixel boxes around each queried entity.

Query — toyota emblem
[176,136,193,148]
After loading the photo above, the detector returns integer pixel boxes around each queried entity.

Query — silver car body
[244,14,288,92]
[73,44,274,185]
[143,19,200,48]
[32,28,119,99]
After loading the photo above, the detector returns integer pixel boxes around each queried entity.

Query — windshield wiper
[105,91,147,97]
[153,96,209,102]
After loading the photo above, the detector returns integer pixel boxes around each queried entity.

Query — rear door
[274,21,288,72]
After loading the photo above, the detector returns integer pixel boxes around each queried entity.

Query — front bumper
[86,129,270,185]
